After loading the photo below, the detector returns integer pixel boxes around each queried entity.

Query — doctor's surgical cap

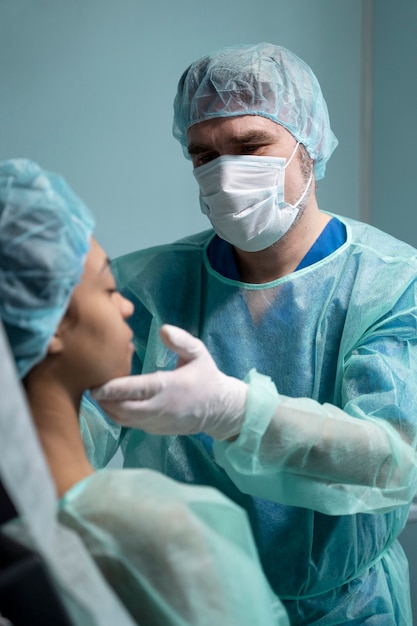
[0,159,95,379]
[173,42,338,180]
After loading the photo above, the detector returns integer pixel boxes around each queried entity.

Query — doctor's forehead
[187,115,289,148]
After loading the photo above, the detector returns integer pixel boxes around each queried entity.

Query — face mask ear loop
[284,141,300,169]
[287,169,314,210]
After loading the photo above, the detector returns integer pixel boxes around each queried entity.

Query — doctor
[89,42,417,624]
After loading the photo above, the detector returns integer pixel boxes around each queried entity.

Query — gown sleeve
[214,314,417,516]
[58,469,288,626]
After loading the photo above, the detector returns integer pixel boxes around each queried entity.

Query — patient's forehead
[82,238,110,280]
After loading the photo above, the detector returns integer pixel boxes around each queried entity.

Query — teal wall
[370,0,417,246]
[0,0,363,258]
[1,0,417,617]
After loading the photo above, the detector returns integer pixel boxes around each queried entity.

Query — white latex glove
[91,324,248,440]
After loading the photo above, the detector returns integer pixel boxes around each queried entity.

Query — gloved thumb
[160,324,205,362]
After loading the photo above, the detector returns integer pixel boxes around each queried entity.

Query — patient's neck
[24,369,94,499]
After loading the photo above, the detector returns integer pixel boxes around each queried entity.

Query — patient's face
[60,238,134,389]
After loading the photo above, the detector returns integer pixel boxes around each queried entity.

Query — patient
[0,158,289,626]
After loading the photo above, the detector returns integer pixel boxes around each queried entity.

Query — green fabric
[215,369,417,515]
[81,213,417,623]
[58,469,289,626]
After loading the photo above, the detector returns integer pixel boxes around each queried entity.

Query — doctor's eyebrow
[187,129,278,156]
[228,129,278,145]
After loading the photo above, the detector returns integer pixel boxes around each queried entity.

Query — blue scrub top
[207,217,347,279]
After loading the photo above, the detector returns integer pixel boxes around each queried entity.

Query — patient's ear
[47,330,65,355]
[46,302,76,355]
[47,315,70,355]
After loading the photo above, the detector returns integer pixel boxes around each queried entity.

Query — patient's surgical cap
[173,42,338,180]
[0,159,95,379]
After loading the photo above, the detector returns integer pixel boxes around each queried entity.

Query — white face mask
[193,143,312,252]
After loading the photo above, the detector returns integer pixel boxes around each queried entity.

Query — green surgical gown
[58,469,288,625]
[81,214,417,624]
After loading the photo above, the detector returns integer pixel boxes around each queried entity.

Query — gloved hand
[91,324,248,440]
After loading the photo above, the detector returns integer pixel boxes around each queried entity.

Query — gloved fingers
[91,372,165,402]
[89,324,248,438]
[96,398,169,429]
[160,324,207,362]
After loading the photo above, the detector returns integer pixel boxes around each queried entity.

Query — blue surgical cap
[0,159,95,379]
[173,42,338,180]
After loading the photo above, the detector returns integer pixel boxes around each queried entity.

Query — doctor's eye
[194,152,217,167]
[240,145,258,154]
